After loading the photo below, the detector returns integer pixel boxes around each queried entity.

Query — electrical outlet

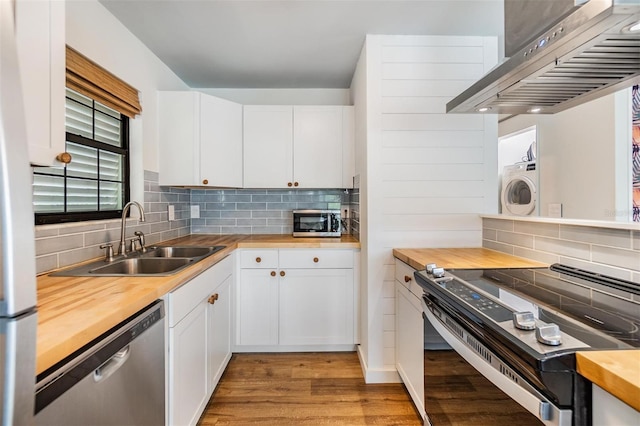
[168,204,175,221]
[191,205,200,219]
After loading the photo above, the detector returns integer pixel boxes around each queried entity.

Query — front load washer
[501,162,537,216]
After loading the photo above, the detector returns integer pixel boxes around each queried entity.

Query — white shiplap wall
[354,35,498,381]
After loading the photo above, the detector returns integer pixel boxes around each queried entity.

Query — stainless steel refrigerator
[0,0,39,424]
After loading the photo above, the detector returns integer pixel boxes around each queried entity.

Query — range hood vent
[447,0,640,114]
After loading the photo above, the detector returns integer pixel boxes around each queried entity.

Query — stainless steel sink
[143,246,220,258]
[89,258,194,275]
[50,245,226,277]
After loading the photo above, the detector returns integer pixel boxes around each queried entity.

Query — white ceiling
[99,0,504,89]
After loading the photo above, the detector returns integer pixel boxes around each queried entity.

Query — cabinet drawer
[239,249,279,268]
[395,259,423,299]
[169,256,232,327]
[279,249,354,269]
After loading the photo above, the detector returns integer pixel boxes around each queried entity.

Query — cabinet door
[169,300,209,426]
[342,106,355,188]
[207,274,232,393]
[158,91,199,186]
[243,106,293,188]
[293,106,343,188]
[279,268,354,345]
[395,281,425,419]
[237,268,279,345]
[15,0,65,166]
[200,95,243,187]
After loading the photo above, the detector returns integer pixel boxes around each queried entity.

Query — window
[33,88,130,224]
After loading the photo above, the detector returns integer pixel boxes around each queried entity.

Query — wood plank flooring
[198,350,543,425]
[197,352,422,425]
[424,350,542,426]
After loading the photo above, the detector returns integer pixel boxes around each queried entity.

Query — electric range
[415,263,639,426]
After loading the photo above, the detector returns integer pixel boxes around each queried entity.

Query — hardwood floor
[197,352,422,425]
[424,350,542,426]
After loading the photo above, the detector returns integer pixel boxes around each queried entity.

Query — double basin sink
[51,246,226,277]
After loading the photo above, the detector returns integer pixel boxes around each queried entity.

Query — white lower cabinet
[168,256,233,426]
[279,268,353,345]
[592,384,640,425]
[170,298,208,426]
[235,248,357,350]
[395,259,426,420]
[237,267,279,346]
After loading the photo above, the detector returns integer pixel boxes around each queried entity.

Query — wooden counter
[577,351,640,412]
[36,234,360,375]
[392,247,547,271]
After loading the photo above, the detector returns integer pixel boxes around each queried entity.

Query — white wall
[499,90,632,221]
[197,88,351,105]
[66,0,189,201]
[352,34,498,382]
[350,42,370,368]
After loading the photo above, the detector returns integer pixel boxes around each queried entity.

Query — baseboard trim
[232,344,356,353]
[356,345,401,383]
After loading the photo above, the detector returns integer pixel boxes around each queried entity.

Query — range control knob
[513,312,536,330]
[536,324,562,346]
[432,267,445,278]
[425,263,437,274]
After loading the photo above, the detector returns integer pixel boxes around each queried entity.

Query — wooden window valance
[66,45,142,118]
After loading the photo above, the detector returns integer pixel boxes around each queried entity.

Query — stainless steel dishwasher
[35,300,165,426]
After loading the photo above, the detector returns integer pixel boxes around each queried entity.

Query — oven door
[422,296,572,426]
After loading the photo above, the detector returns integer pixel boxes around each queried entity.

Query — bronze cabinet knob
[313,257,319,263]
[56,152,72,164]
[280,270,286,277]
[202,179,209,185]
[256,257,262,263]
[294,182,299,187]
[404,275,411,283]
[287,182,293,187]
[208,293,219,304]
[271,271,276,277]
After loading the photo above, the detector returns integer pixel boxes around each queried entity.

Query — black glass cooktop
[421,264,640,349]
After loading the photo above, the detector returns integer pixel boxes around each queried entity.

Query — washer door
[501,176,536,215]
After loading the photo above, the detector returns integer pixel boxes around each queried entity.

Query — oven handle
[421,296,572,426]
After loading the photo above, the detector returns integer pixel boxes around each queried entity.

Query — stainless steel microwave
[292,210,341,237]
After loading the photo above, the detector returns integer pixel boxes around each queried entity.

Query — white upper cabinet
[158,91,242,187]
[293,106,343,188]
[243,105,293,188]
[243,105,354,188]
[342,106,355,189]
[15,0,65,167]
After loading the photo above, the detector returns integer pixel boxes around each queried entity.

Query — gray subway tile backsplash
[34,174,355,274]
[483,217,640,286]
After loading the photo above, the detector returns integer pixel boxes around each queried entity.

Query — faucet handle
[99,244,115,262]
[134,231,147,253]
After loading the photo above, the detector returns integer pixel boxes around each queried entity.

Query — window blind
[66,45,142,118]
[33,89,128,221]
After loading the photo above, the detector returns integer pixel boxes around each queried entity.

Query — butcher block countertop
[392,247,547,271]
[576,351,640,411]
[36,234,359,375]
[393,247,640,412]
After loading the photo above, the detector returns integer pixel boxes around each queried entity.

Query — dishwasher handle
[94,345,131,383]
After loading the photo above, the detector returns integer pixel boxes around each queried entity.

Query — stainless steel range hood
[446,0,640,114]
